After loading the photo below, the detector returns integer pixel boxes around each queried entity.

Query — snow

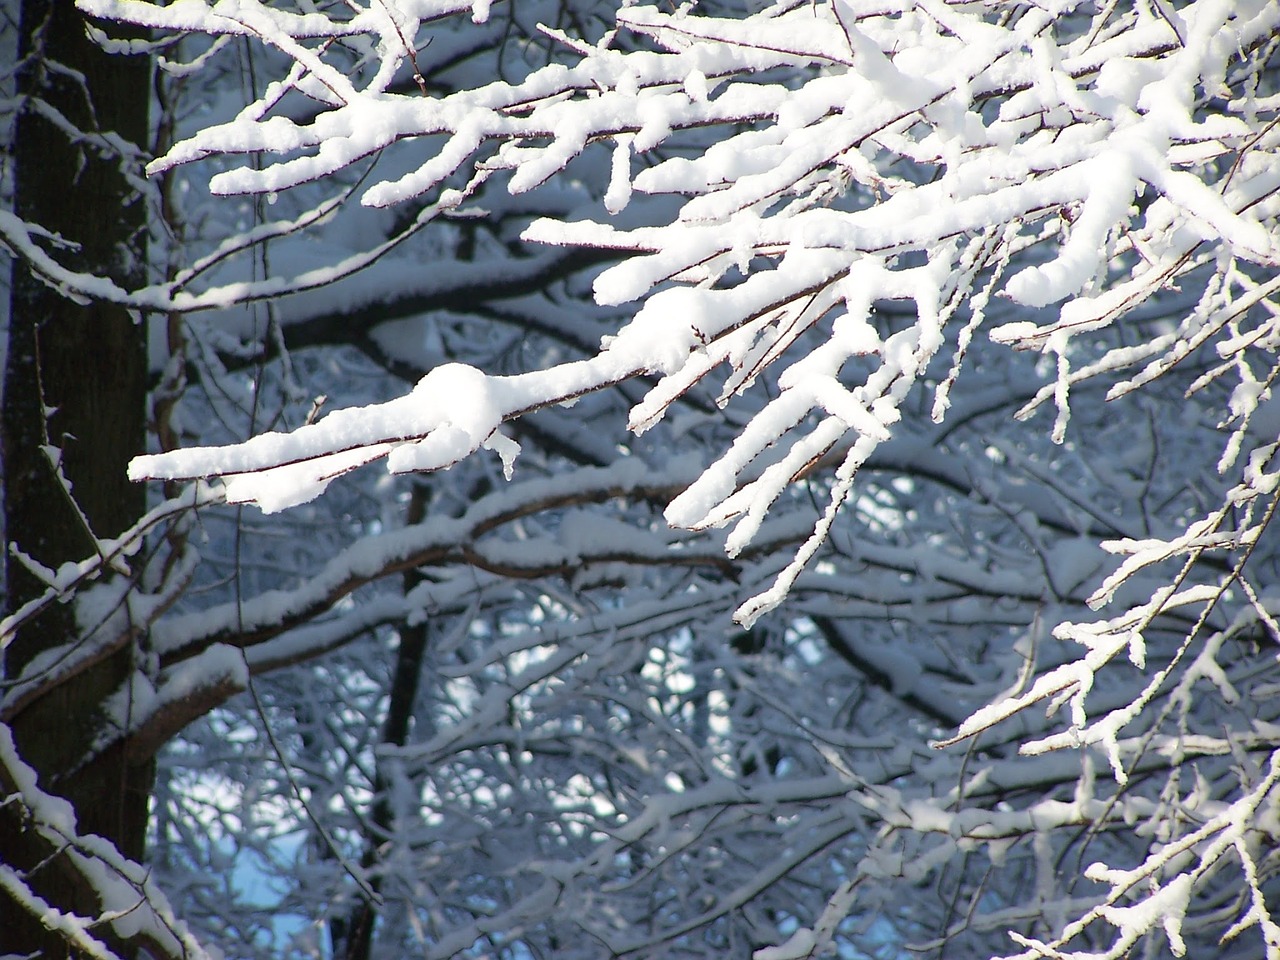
[0,725,213,959]
[39,0,1280,956]
[754,927,815,960]
[1005,152,1139,308]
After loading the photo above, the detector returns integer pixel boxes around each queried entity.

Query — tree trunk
[1,2,151,956]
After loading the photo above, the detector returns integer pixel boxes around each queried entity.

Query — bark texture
[1,2,151,956]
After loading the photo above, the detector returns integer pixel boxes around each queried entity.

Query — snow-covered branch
[41,1,1280,957]
[0,725,213,960]
[112,0,1279,628]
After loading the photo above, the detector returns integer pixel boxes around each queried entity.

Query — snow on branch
[0,725,213,960]
[0,483,219,656]
[1004,749,1280,960]
[74,3,1280,950]
[109,0,1280,632]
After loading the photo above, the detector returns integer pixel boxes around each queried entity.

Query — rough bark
[1,1,151,956]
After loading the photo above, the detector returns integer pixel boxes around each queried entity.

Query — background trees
[2,1,1279,959]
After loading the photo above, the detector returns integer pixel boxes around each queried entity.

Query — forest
[2,1,1280,958]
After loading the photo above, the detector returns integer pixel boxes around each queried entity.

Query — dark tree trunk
[1,1,151,956]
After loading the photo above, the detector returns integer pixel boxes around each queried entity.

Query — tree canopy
[3,1,1280,958]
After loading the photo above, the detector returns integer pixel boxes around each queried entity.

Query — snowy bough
[60,0,1280,956]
